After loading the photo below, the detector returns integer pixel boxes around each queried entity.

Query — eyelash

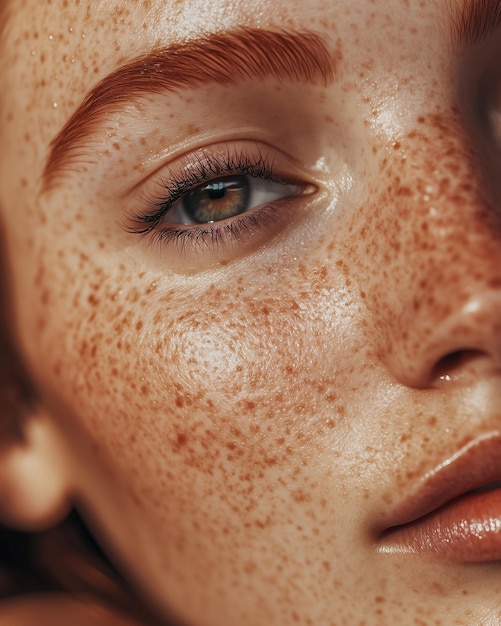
[125,148,303,254]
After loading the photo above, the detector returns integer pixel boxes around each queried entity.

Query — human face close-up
[1,0,501,624]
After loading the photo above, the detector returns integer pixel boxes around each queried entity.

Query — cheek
[10,193,401,623]
[22,225,368,493]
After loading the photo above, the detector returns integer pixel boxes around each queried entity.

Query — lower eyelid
[150,201,287,250]
[126,187,321,273]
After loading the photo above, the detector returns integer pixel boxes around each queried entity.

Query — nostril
[430,349,491,387]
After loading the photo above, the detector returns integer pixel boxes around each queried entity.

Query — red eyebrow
[42,28,334,190]
[450,0,501,49]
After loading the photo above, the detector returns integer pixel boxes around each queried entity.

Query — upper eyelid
[122,139,295,198]
[131,140,310,204]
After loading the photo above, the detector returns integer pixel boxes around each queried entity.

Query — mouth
[378,432,501,562]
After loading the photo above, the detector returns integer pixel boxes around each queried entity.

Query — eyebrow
[450,0,501,49]
[42,28,334,190]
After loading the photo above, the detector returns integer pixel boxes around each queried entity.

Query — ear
[0,400,72,532]
[0,218,72,532]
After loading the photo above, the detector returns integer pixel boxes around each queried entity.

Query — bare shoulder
[0,594,143,626]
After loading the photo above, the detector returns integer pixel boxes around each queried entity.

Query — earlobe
[0,404,72,532]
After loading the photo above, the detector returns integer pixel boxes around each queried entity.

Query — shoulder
[0,593,143,626]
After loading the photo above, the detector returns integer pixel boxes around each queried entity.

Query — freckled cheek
[29,249,363,428]
[37,269,344,492]
[32,273,300,447]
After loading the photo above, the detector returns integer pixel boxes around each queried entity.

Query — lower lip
[380,489,501,562]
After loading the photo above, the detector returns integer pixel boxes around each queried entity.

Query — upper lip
[381,430,501,531]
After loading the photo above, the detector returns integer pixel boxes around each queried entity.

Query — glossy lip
[378,431,501,561]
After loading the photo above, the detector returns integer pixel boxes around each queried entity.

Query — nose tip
[390,290,501,389]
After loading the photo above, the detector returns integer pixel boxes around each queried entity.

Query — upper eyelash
[126,148,278,235]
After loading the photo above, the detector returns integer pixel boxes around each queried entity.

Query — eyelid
[122,141,319,268]
[125,141,316,231]
[124,139,313,197]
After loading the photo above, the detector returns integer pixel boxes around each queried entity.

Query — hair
[0,511,163,624]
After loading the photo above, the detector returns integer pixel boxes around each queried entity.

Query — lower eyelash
[146,204,281,255]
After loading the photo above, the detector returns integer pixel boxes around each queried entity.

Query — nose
[366,111,501,389]
[394,290,501,388]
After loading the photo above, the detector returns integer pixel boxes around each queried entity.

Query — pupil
[207,183,227,200]
[183,175,250,224]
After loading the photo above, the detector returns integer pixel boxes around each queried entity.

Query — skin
[1,0,501,624]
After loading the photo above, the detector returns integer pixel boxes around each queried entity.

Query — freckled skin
[1,0,501,625]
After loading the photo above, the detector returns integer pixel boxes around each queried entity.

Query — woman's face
[1,0,501,624]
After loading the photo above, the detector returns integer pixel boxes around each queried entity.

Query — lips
[378,431,501,562]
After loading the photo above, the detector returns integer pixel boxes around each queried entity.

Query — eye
[163,174,301,226]
[124,143,318,265]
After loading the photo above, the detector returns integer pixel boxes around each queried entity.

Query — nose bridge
[367,110,501,387]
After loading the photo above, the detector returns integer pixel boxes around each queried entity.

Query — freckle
[176,433,187,447]
[40,288,50,305]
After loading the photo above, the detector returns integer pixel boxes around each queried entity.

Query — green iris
[182,175,251,224]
